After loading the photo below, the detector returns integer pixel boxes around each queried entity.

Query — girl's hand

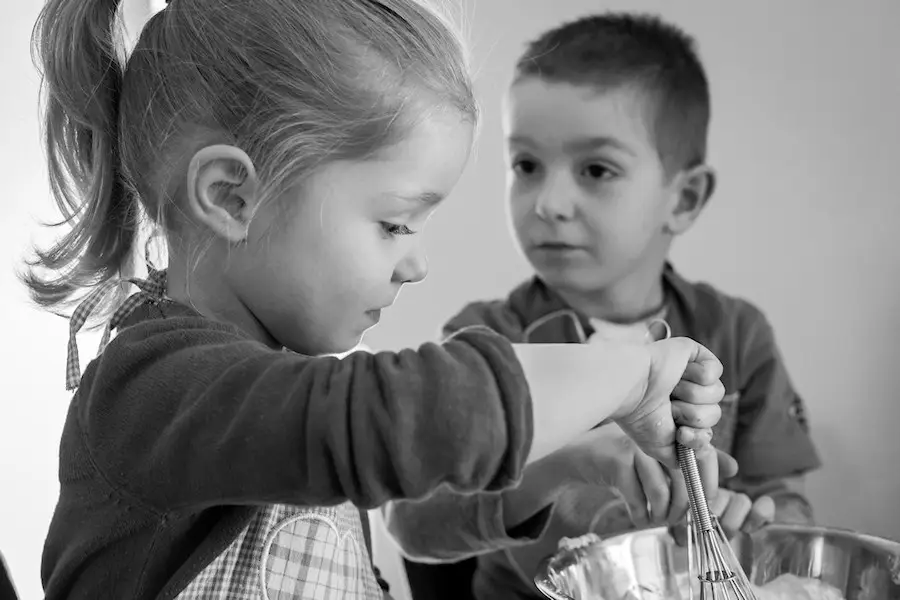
[613,337,726,499]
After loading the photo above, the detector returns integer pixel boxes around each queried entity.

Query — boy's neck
[554,264,667,325]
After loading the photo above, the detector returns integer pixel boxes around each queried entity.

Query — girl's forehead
[362,111,473,193]
[284,111,473,217]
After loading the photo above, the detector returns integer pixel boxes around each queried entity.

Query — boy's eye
[512,158,540,176]
[381,222,416,237]
[582,163,616,180]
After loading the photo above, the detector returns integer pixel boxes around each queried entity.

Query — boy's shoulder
[441,278,579,342]
[442,268,781,358]
[442,293,527,342]
[664,267,771,339]
[667,267,783,385]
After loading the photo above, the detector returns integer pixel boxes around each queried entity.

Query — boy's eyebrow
[508,134,636,157]
[567,136,637,156]
[507,134,537,148]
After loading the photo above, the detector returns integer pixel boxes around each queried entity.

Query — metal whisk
[678,443,758,600]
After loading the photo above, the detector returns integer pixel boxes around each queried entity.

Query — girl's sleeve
[76,319,532,513]
[381,302,553,562]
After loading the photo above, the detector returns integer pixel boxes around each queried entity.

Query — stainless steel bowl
[535,525,900,599]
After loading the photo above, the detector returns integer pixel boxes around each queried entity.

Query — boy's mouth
[535,242,584,251]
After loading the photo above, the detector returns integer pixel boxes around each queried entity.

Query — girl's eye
[381,222,416,237]
[582,163,616,180]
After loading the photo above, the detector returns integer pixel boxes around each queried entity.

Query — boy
[386,12,821,600]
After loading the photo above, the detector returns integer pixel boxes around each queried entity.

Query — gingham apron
[176,503,383,600]
[65,265,167,390]
[65,268,384,599]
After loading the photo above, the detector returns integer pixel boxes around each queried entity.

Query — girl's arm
[79,317,715,514]
[79,320,533,511]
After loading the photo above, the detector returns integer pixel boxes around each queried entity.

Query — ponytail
[24,0,478,321]
[24,0,137,315]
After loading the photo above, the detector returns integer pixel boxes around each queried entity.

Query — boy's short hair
[514,12,710,175]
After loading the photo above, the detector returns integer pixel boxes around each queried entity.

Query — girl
[26,0,726,598]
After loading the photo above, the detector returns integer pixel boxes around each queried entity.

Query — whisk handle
[676,443,715,532]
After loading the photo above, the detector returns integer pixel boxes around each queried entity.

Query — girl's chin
[328,341,372,359]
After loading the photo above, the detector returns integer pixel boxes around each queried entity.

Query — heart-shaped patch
[261,504,382,599]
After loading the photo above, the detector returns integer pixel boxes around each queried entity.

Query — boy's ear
[665,164,716,235]
[185,145,260,243]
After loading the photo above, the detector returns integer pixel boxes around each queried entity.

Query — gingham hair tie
[65,267,167,391]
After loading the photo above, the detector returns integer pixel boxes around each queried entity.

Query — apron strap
[65,265,167,391]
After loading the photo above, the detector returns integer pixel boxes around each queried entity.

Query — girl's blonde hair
[25,0,477,314]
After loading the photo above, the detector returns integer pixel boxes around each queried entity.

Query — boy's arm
[728,307,821,524]
[729,475,813,524]
[383,456,566,561]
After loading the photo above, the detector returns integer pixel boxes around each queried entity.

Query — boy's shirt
[389,264,820,600]
[443,264,818,478]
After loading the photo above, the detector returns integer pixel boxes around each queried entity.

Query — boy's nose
[534,174,577,221]
[393,244,428,284]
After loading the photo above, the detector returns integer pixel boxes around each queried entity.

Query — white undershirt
[586,307,669,345]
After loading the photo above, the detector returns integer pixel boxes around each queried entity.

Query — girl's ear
[185,144,260,243]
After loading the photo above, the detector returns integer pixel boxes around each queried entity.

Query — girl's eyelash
[382,222,416,236]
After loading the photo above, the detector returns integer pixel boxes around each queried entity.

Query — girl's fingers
[696,445,724,504]
[675,426,713,449]
[672,379,726,406]
[671,401,722,429]
[679,351,724,385]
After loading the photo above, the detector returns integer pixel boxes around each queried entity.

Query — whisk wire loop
[678,443,758,600]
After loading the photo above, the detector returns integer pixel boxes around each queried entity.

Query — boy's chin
[530,255,667,296]
[532,263,613,294]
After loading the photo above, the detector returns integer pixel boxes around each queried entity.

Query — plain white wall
[1,2,154,598]
[2,1,898,599]
[2,3,65,599]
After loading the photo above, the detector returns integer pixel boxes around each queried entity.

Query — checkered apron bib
[176,503,383,600]
[66,266,385,598]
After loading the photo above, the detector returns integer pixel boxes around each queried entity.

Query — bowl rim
[533,524,900,600]
[756,523,900,554]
